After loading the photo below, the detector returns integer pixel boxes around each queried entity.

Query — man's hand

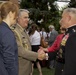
[37,49,46,60]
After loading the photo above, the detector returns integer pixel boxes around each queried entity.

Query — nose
[59,19,62,25]
[59,19,61,23]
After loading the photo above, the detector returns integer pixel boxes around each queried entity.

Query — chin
[25,24,28,27]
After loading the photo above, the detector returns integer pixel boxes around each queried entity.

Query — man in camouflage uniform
[11,9,46,75]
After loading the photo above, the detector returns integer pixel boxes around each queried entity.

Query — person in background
[0,1,19,75]
[40,28,47,41]
[29,23,43,75]
[48,25,58,69]
[40,26,66,75]
[11,9,46,75]
[37,27,41,32]
[48,25,58,46]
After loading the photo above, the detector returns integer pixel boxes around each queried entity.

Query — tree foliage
[68,0,76,7]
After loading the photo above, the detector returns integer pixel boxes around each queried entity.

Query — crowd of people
[0,1,76,75]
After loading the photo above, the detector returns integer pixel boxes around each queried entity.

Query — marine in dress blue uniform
[61,26,76,75]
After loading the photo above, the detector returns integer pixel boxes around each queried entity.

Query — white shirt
[48,31,51,37]
[30,30,41,45]
[40,31,47,40]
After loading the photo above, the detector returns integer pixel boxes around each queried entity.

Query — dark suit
[59,25,76,75]
[48,29,58,46]
[0,22,18,75]
[48,29,58,69]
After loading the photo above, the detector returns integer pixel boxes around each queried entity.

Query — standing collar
[67,24,76,29]
[66,25,76,33]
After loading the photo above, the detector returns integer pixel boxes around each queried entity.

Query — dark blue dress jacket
[0,22,18,75]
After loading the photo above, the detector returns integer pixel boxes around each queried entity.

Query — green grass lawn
[33,67,55,75]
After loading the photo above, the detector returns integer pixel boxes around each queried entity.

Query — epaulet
[10,26,23,47]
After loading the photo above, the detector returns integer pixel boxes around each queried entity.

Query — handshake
[37,49,48,60]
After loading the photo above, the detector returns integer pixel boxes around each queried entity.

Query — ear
[68,14,71,22]
[17,16,20,22]
[9,11,13,18]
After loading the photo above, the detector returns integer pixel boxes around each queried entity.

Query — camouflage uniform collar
[17,23,25,32]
